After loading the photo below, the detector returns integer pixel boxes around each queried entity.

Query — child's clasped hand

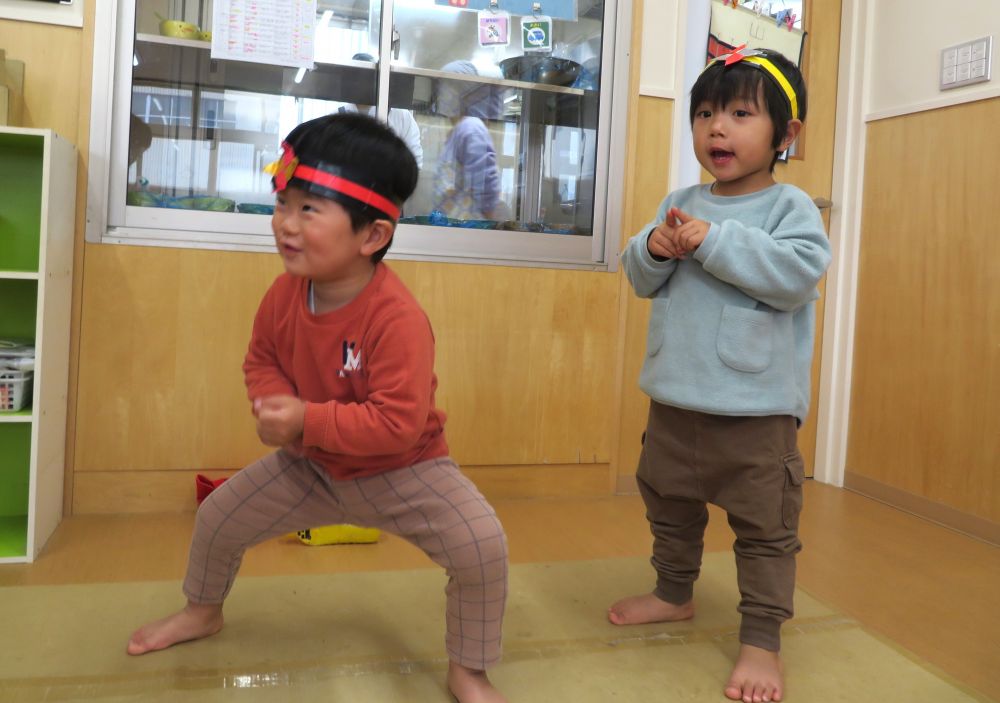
[647,207,711,261]
[253,395,307,446]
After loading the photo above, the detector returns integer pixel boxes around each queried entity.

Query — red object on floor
[195,474,229,504]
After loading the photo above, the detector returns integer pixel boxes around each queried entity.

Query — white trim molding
[813,0,872,487]
[865,84,1000,123]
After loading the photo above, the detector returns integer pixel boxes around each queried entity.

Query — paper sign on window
[211,0,317,69]
[479,10,511,47]
[521,15,552,53]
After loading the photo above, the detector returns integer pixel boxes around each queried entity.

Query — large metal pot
[499,56,582,86]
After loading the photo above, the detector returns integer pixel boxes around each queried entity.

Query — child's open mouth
[710,148,734,164]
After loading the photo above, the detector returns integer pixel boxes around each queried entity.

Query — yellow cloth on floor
[295,524,381,545]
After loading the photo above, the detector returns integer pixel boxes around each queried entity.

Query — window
[88,0,631,269]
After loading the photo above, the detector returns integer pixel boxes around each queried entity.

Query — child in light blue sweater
[610,48,831,703]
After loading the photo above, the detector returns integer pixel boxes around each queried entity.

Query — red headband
[266,142,401,221]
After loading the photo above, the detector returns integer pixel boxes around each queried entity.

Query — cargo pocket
[717,305,773,373]
[781,451,805,529]
[646,299,671,357]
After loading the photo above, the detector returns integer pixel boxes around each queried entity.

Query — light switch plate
[941,36,992,90]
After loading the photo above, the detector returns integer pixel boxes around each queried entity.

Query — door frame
[813,0,869,486]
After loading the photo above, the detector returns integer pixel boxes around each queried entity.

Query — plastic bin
[0,370,32,411]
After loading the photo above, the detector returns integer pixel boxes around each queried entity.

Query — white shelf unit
[0,127,77,563]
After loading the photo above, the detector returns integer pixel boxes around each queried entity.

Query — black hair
[282,112,418,263]
[689,48,807,170]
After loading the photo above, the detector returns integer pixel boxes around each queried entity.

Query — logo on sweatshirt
[340,341,362,378]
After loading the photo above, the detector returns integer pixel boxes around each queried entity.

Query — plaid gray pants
[184,450,508,669]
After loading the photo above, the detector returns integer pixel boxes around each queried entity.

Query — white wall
[867,0,1000,119]
[639,0,680,97]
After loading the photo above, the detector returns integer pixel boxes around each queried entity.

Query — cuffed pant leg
[726,509,801,651]
[635,402,708,605]
[341,458,508,670]
[711,419,804,652]
[637,474,708,606]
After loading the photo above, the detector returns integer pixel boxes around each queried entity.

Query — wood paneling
[847,99,1000,524]
[72,246,619,474]
[395,261,618,466]
[0,20,82,140]
[844,471,1000,546]
[74,245,283,473]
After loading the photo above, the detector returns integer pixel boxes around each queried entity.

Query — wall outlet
[941,36,992,90]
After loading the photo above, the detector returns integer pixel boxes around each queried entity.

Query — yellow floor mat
[0,554,990,702]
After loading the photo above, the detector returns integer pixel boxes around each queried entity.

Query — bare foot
[607,592,695,626]
[126,602,224,655]
[725,644,784,702]
[447,662,507,703]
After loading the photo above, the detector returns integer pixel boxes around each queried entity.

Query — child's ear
[359,219,394,256]
[778,119,803,153]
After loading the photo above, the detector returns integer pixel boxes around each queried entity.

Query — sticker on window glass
[478,10,510,46]
[521,16,552,53]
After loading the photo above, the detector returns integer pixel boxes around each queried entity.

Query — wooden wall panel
[392,261,618,466]
[847,99,1000,524]
[0,20,82,141]
[72,246,619,473]
[74,245,283,473]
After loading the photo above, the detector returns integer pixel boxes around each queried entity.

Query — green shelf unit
[0,127,76,562]
[0,132,44,273]
[0,423,31,559]
[0,516,29,560]
[0,278,38,340]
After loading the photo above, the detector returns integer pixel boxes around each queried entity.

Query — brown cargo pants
[636,401,805,651]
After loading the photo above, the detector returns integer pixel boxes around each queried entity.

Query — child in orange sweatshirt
[127,112,509,703]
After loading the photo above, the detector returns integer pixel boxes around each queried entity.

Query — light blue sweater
[621,183,832,425]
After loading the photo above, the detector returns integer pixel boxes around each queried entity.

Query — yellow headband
[740,55,799,120]
[706,48,800,121]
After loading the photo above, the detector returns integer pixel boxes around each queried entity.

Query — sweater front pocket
[646,298,671,357]
[716,305,773,373]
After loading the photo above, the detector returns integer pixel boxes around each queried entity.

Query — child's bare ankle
[183,601,224,620]
[447,662,507,703]
[607,592,694,626]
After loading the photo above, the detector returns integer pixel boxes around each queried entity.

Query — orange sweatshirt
[243,263,449,479]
